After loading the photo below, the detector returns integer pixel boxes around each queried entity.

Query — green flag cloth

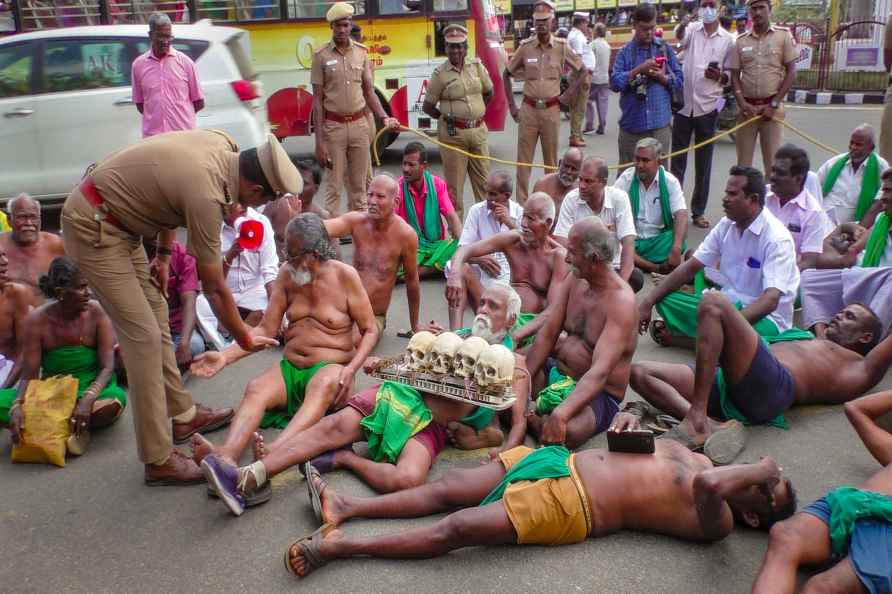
[826,486,892,558]
[480,445,572,505]
[635,232,687,264]
[821,153,881,222]
[403,170,444,245]
[360,381,433,464]
[861,213,891,268]
[416,239,458,271]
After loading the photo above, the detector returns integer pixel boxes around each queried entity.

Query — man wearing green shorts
[639,165,800,347]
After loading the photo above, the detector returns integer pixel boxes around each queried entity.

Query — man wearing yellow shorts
[284,428,799,578]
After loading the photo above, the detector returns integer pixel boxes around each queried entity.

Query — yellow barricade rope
[372,115,841,171]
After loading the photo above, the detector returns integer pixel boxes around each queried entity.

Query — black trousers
[670,110,719,217]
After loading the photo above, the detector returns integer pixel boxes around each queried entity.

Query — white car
[0,22,268,208]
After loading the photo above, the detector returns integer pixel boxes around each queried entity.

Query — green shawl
[402,170,443,246]
[359,381,433,464]
[821,153,881,222]
[861,213,891,268]
[480,445,572,505]
[629,167,674,231]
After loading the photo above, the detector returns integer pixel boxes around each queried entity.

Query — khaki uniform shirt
[425,58,493,120]
[91,129,239,265]
[729,25,798,99]
[507,34,583,99]
[310,39,372,114]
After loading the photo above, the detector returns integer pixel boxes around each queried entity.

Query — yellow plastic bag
[11,375,78,467]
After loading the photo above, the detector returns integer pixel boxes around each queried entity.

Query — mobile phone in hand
[607,429,656,454]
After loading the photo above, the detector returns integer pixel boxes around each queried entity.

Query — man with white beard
[199,283,530,516]
[186,213,379,501]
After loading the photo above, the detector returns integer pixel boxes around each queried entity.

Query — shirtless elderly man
[188,213,378,484]
[753,388,892,594]
[201,283,530,516]
[524,216,638,448]
[0,247,35,390]
[531,147,583,218]
[284,434,795,578]
[1,194,66,301]
[324,174,420,335]
[631,293,892,462]
[446,192,568,336]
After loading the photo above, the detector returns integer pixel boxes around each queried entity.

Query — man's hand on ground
[9,404,24,445]
[190,351,227,378]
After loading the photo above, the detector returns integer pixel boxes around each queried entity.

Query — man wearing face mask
[423,24,494,222]
[671,0,734,229]
[532,147,583,219]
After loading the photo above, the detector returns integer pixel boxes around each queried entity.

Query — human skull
[406,331,437,371]
[453,336,489,379]
[474,344,515,388]
[429,332,464,375]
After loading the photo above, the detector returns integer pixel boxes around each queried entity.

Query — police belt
[325,108,369,123]
[450,116,483,129]
[79,177,132,235]
[523,95,560,109]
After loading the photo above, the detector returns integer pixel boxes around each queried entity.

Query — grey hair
[285,212,339,261]
[853,124,876,147]
[593,22,607,37]
[582,156,609,180]
[148,12,172,34]
[489,282,522,325]
[7,193,39,217]
[635,137,663,158]
[578,216,616,263]
[490,170,513,196]
[527,191,556,221]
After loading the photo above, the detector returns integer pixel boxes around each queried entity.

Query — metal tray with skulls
[365,331,519,411]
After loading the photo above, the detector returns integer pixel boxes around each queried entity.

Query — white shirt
[765,188,831,258]
[568,27,596,71]
[590,37,611,85]
[220,207,279,311]
[614,167,687,239]
[693,208,800,331]
[452,200,524,285]
[678,21,735,117]
[817,152,888,224]
[554,186,637,270]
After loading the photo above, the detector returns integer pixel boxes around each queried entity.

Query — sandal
[305,462,326,524]
[659,425,705,451]
[692,215,710,229]
[284,523,336,578]
[703,420,746,466]
[649,320,670,347]
[647,414,681,435]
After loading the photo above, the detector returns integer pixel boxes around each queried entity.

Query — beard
[289,265,313,287]
[558,171,576,186]
[471,314,507,344]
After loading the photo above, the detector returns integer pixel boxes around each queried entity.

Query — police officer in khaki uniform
[880,14,892,162]
[504,0,585,203]
[423,24,494,222]
[60,130,296,485]
[312,2,399,216]
[729,0,798,175]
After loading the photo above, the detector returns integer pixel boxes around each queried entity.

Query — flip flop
[649,320,670,347]
[703,420,746,466]
[305,462,325,524]
[659,425,704,452]
[622,400,660,419]
[206,481,273,508]
[396,329,414,339]
[284,523,336,578]
[66,428,91,456]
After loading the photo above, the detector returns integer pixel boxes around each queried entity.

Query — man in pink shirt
[396,142,463,277]
[131,12,205,138]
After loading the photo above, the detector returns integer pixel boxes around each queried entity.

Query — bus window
[287,0,365,19]
[107,1,191,25]
[377,0,420,16]
[196,0,281,22]
[433,0,467,11]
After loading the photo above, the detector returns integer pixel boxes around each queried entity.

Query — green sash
[480,445,571,505]
[360,381,433,464]
[861,213,891,268]
[629,167,673,231]
[536,365,576,415]
[826,486,892,558]
[821,153,881,222]
[402,170,443,245]
[629,168,685,263]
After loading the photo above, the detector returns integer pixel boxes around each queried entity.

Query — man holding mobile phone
[671,0,735,229]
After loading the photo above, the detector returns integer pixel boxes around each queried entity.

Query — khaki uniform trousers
[735,105,785,175]
[61,190,193,465]
[516,102,560,203]
[439,122,490,221]
[323,116,372,216]
[880,86,892,163]
[569,76,592,140]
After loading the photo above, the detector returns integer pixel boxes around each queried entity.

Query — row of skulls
[406,331,515,388]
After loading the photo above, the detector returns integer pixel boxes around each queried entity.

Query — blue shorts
[705,339,796,424]
[543,358,621,435]
[803,497,892,594]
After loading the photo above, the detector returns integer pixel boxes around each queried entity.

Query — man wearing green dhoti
[639,165,801,347]
[396,142,464,277]
[3,258,126,455]
[615,137,689,274]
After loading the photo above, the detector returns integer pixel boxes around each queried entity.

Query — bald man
[817,125,889,227]
[1,194,66,302]
[531,148,583,221]
[324,175,421,335]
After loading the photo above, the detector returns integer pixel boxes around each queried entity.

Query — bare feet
[313,472,350,525]
[190,433,217,465]
[447,421,504,450]
[251,432,267,461]
[287,526,343,577]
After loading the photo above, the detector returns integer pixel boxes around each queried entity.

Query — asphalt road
[2,97,888,594]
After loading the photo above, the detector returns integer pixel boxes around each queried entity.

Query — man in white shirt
[585,22,611,135]
[615,138,688,275]
[817,125,888,226]
[765,144,832,269]
[554,156,641,291]
[639,165,800,346]
[670,0,734,229]
[196,205,279,347]
[444,171,523,328]
[567,12,595,148]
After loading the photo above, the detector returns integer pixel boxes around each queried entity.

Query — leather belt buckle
[536,99,546,109]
